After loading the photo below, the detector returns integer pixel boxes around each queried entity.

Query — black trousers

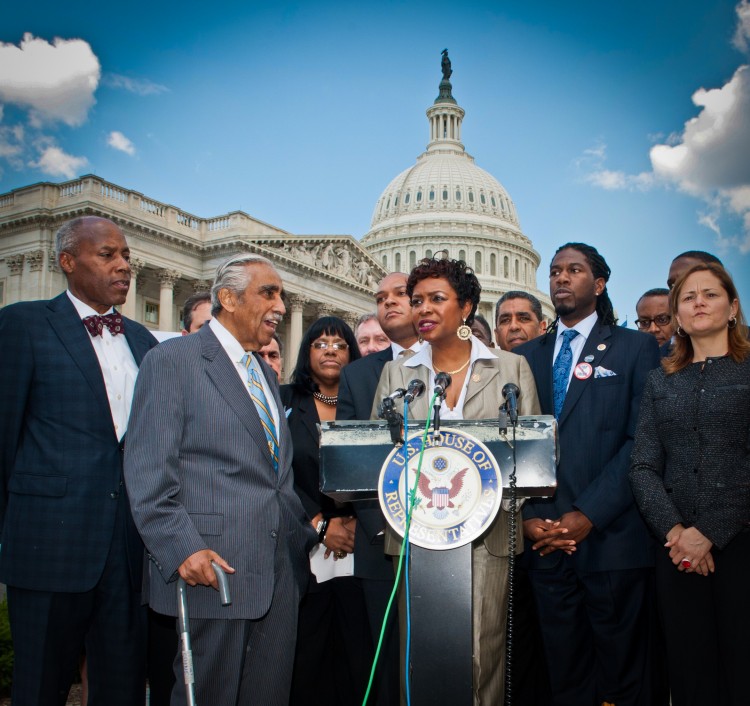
[289,575,372,706]
[8,494,146,706]
[656,529,750,706]
[528,561,653,706]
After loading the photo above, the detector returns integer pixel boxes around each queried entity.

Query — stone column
[6,254,24,304]
[157,269,181,331]
[23,250,45,301]
[287,294,308,376]
[122,257,145,320]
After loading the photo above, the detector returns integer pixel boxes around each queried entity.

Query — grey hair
[211,253,275,315]
[55,217,102,261]
[355,312,378,336]
[495,290,544,325]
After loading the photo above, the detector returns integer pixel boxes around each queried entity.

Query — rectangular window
[145,301,160,325]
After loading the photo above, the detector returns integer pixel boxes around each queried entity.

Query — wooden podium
[319,417,557,706]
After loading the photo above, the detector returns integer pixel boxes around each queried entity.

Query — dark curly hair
[290,316,361,393]
[406,252,482,325]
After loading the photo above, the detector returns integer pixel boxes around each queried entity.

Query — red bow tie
[83,313,124,337]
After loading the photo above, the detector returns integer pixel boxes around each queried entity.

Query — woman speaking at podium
[373,253,540,705]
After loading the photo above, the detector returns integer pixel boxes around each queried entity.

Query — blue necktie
[553,329,579,419]
[241,354,279,472]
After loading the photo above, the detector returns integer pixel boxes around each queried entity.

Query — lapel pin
[584,354,594,363]
[597,343,607,351]
[471,373,480,383]
[574,362,593,380]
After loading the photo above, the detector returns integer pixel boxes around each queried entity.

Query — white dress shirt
[404,336,496,419]
[209,317,280,432]
[553,309,599,392]
[67,291,138,440]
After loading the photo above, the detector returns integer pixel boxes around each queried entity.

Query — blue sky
[2,0,749,322]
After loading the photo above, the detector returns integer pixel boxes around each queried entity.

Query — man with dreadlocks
[515,243,660,706]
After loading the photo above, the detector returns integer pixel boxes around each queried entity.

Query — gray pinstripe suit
[124,324,316,704]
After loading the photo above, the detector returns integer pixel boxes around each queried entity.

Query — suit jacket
[516,323,660,572]
[337,347,397,580]
[124,325,316,620]
[0,292,157,592]
[372,350,541,556]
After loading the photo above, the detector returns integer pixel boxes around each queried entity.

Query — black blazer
[517,322,660,573]
[335,348,396,580]
[0,292,157,592]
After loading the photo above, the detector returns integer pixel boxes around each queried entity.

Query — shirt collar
[556,309,598,342]
[67,290,115,320]
[209,317,249,364]
[391,339,424,357]
[404,335,494,370]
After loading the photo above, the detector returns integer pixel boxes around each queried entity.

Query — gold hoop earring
[457,319,472,341]
[676,326,687,338]
[728,316,737,329]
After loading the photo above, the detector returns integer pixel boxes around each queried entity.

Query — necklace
[433,357,472,376]
[313,391,338,406]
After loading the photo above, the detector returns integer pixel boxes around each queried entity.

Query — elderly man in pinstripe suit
[125,254,317,705]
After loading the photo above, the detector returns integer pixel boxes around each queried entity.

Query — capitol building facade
[0,56,551,377]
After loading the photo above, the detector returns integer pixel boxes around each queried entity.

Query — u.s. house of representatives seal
[378,427,503,550]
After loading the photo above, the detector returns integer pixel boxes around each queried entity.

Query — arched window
[514,259,519,281]
[490,253,497,276]
[404,192,410,204]
[442,189,448,201]
[468,191,474,203]
[395,252,401,270]
[491,196,497,208]
[480,193,486,205]
[459,249,466,262]
[475,252,482,273]
[455,189,462,201]
[426,249,433,259]
[386,197,391,209]
[416,190,422,202]
[409,250,416,269]
[382,255,388,268]
[429,189,435,201]
[503,256,509,278]
[394,196,398,207]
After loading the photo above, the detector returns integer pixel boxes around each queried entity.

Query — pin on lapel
[584,354,594,363]
[597,343,607,351]
[471,373,480,383]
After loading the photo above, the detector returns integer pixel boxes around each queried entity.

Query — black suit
[517,322,660,706]
[336,347,400,706]
[0,292,157,705]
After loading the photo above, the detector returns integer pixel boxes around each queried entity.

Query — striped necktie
[241,354,279,472]
[552,329,579,419]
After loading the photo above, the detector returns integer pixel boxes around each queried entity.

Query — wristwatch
[316,517,329,543]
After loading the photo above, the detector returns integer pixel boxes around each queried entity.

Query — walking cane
[177,560,232,706]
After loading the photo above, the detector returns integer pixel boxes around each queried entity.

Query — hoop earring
[676,326,687,338]
[457,319,472,341]
[728,316,737,329]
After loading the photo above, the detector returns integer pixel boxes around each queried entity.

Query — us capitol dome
[361,51,552,323]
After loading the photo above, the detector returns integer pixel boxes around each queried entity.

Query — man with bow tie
[0,216,157,705]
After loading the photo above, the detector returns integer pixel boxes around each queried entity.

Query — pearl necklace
[433,357,472,376]
[313,391,338,406]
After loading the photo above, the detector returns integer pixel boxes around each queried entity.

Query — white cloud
[30,145,88,178]
[580,3,750,255]
[107,130,136,155]
[103,73,168,96]
[734,0,750,53]
[0,33,100,127]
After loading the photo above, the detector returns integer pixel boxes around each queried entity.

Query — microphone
[385,387,408,401]
[502,383,520,424]
[433,372,452,399]
[404,379,426,403]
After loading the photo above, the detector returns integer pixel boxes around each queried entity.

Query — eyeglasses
[311,341,349,351]
[635,314,671,330]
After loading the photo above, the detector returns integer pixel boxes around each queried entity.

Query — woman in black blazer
[630,263,750,706]
[281,316,371,706]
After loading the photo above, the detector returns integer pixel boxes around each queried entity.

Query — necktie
[552,329,579,419]
[83,313,124,337]
[241,354,279,472]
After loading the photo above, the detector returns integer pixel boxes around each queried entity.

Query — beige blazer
[372,349,541,556]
